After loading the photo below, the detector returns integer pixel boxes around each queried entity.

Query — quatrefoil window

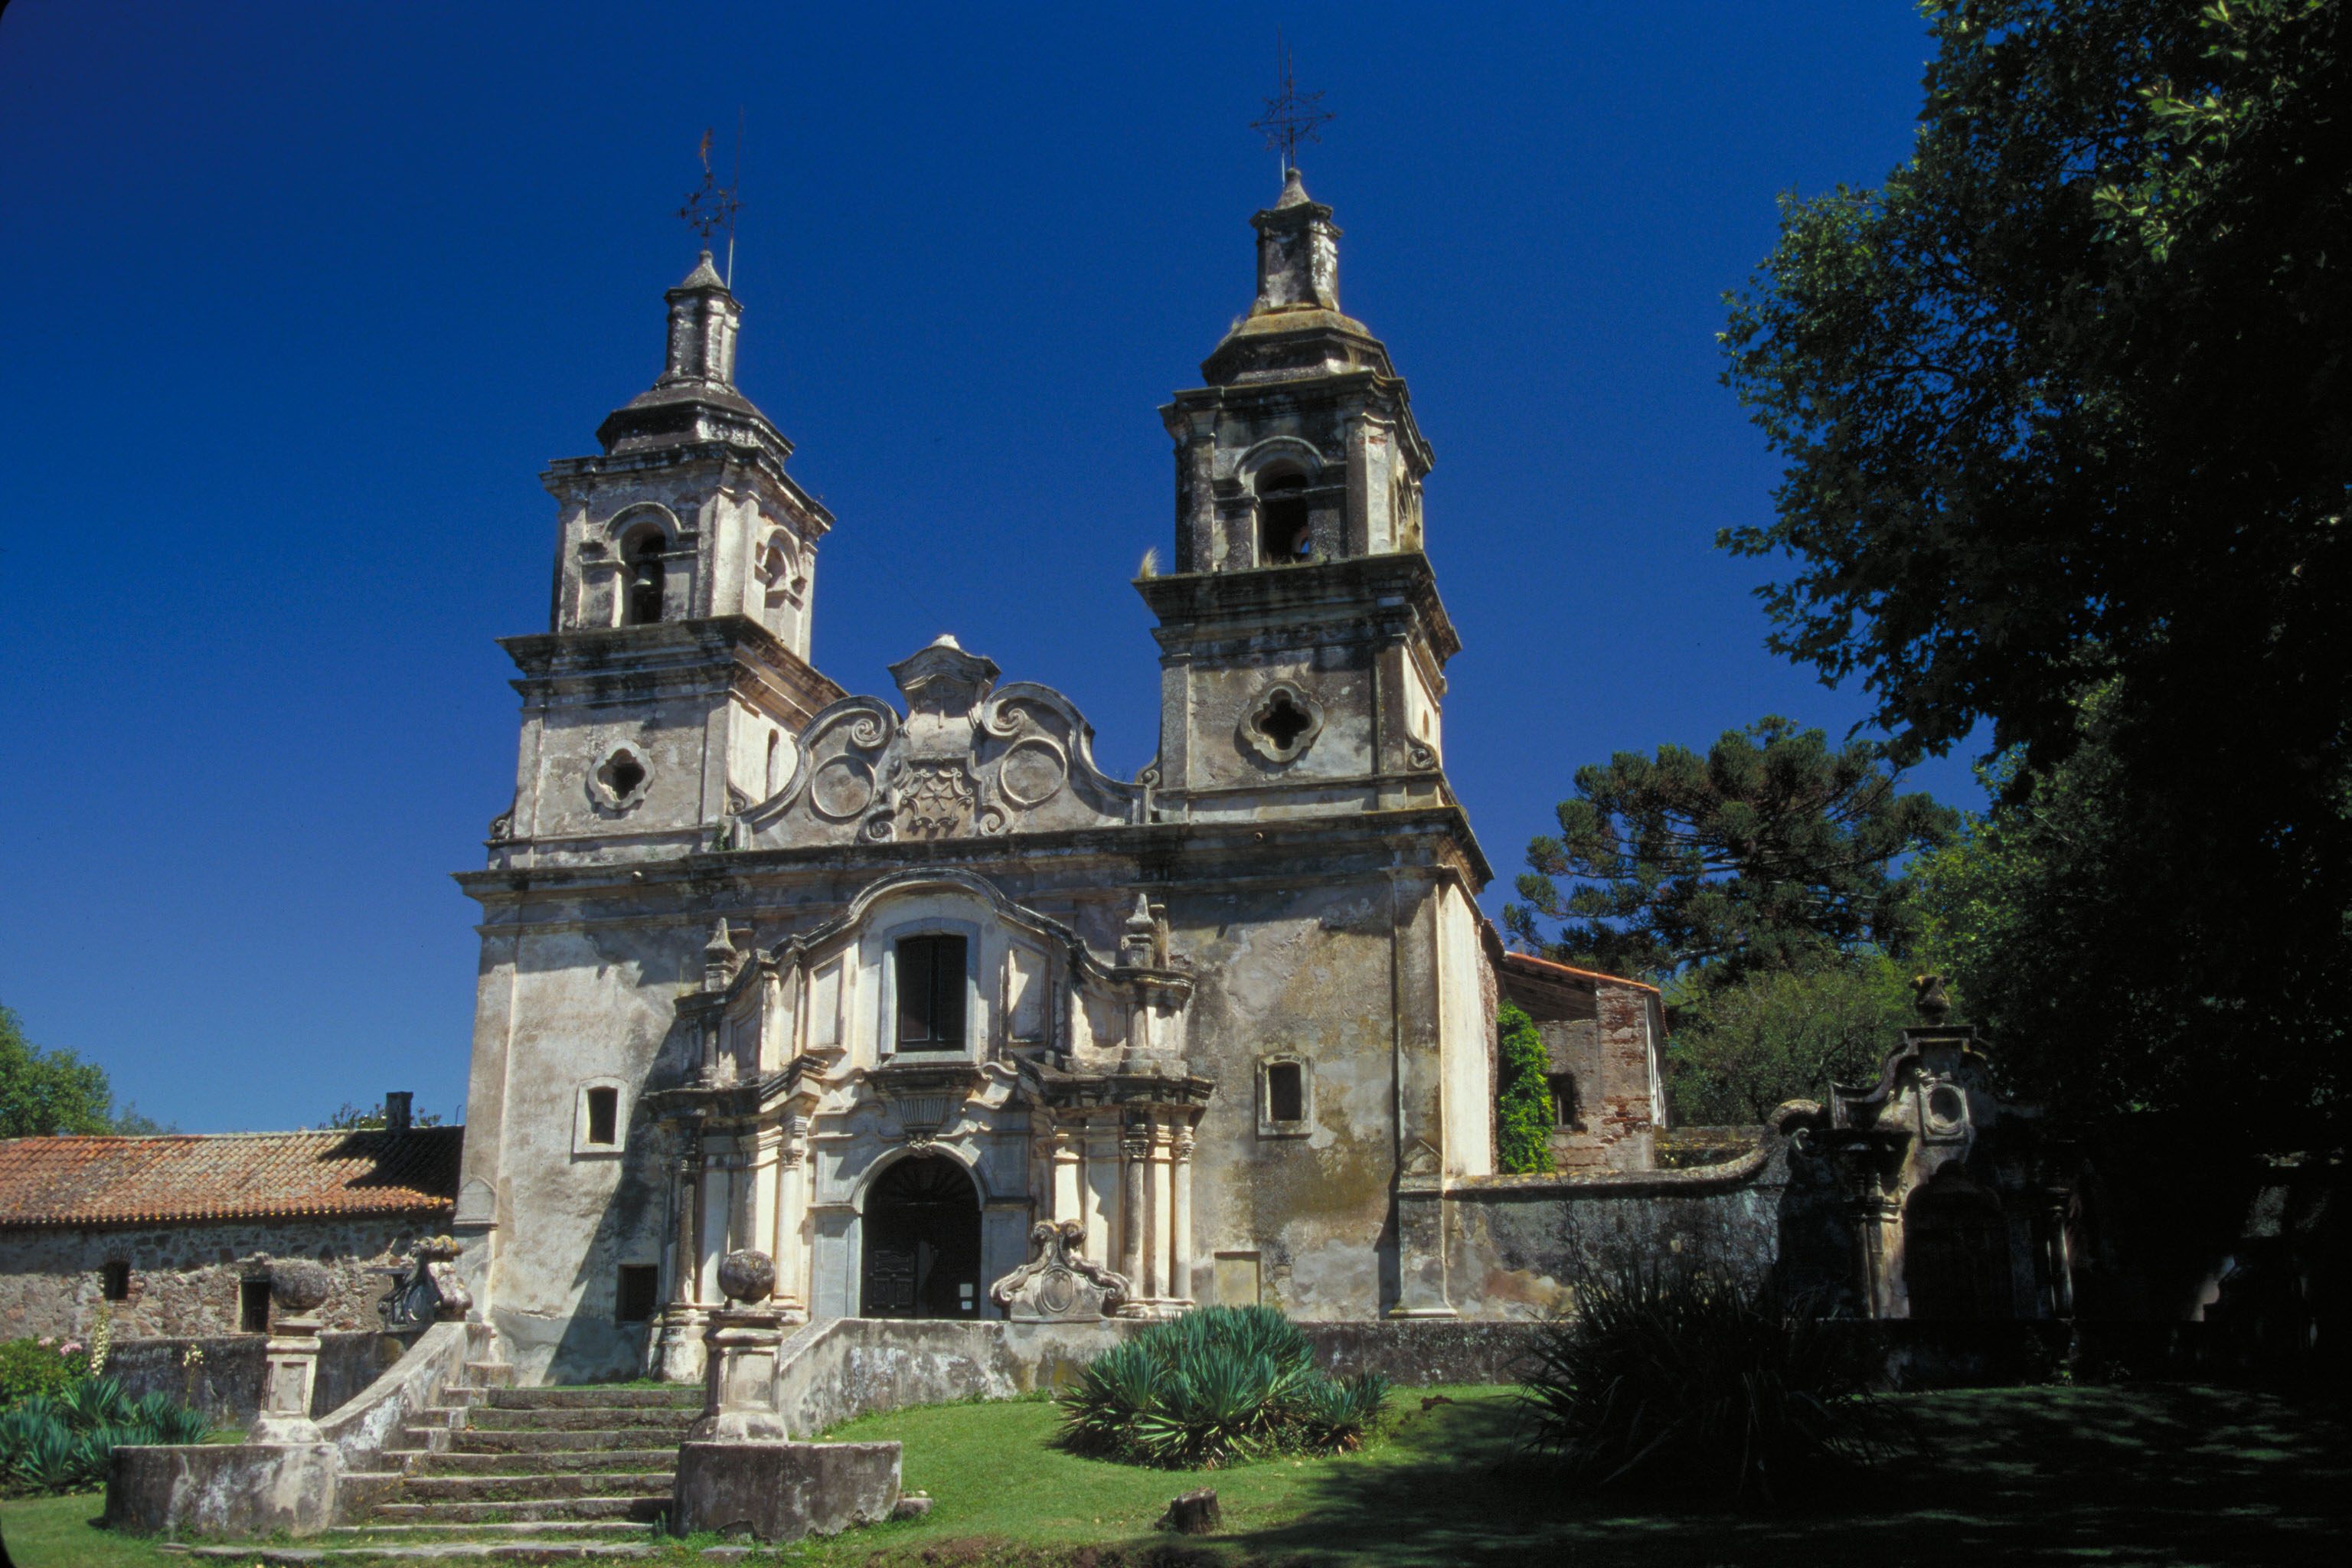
[589,746,653,813]
[1240,681,1325,765]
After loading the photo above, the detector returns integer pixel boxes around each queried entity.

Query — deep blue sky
[0,2,1973,1133]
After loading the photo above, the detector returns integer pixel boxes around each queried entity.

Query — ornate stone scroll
[988,1220,1132,1322]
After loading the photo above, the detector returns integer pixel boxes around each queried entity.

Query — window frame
[1256,1054,1315,1138]
[573,1077,629,1156]
[877,918,981,1062]
[614,1264,661,1324]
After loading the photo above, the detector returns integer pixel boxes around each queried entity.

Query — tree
[1502,717,1957,985]
[0,1006,115,1138]
[1665,952,1921,1125]
[1495,1002,1555,1174]
[1721,0,2352,1139]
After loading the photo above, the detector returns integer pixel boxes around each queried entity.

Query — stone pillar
[689,1251,789,1443]
[1083,1118,1120,1266]
[1119,1119,1150,1294]
[248,1261,331,1443]
[655,1129,711,1382]
[773,1134,809,1318]
[1052,1126,1083,1226]
[671,1140,702,1305]
[1170,1126,1196,1306]
[1142,1120,1168,1300]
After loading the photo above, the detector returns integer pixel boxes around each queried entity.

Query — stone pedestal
[248,1316,324,1442]
[690,1307,789,1443]
[670,1441,902,1543]
[106,1442,341,1538]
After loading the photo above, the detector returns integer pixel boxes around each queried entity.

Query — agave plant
[1059,1305,1391,1468]
[1517,1261,1896,1505]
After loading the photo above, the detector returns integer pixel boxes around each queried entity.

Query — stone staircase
[325,1361,702,1550]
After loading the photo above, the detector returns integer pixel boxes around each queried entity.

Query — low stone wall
[672,1441,902,1542]
[103,1331,407,1427]
[779,1317,1144,1435]
[104,1442,341,1539]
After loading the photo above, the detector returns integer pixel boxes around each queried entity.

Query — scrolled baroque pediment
[740,636,1140,847]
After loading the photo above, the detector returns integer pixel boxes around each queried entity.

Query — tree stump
[1165,1488,1220,1534]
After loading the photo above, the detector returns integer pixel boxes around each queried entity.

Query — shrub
[0,1376,217,1495]
[1495,1001,1554,1174]
[0,1338,90,1406]
[1059,1305,1391,1468]
[1517,1262,1892,1506]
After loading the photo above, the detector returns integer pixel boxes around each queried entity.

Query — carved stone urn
[690,1250,789,1443]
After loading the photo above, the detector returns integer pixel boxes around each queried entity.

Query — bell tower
[488,254,844,865]
[1142,172,1456,819]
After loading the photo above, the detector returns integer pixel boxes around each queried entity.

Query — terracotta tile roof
[0,1127,462,1227]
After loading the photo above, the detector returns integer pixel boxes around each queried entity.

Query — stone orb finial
[1913,974,1953,1024]
[717,1249,776,1305]
[270,1259,334,1315]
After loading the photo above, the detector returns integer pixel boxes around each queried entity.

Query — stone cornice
[453,804,1492,903]
[1135,550,1460,665]
[499,616,844,720]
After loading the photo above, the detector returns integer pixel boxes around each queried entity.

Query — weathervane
[1248,31,1333,182]
[678,116,745,283]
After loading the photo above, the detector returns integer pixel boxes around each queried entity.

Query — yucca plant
[1059,1305,1390,1468]
[0,1376,216,1494]
[1517,1260,1893,1506]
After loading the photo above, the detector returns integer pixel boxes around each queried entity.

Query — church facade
[449,176,1669,1383]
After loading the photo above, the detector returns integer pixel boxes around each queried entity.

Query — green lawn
[4,1382,2344,1566]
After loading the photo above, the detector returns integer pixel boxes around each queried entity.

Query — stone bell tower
[1141,171,1455,820]
[487,253,845,865]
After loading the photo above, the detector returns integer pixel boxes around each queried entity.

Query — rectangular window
[1548,1073,1579,1129]
[101,1261,130,1302]
[239,1278,272,1334]
[615,1265,660,1323]
[896,935,967,1050]
[1267,1062,1305,1124]
[585,1086,619,1145]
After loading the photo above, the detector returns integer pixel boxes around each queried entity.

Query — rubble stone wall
[0,1215,441,1340]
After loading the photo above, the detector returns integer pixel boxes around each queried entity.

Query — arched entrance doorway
[861,1155,983,1318]
[1903,1168,2014,1320]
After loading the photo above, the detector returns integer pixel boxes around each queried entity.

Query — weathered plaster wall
[471,915,692,1384]
[0,1217,438,1341]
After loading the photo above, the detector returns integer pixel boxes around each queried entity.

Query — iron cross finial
[1248,31,1334,182]
[678,124,740,245]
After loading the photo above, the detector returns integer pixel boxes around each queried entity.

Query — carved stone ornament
[898,760,977,838]
[989,1219,1132,1322]
[588,745,653,814]
[269,1259,334,1316]
[1239,681,1325,765]
[379,1236,474,1331]
[717,1248,777,1305]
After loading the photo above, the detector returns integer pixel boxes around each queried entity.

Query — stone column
[1083,1118,1120,1265]
[1052,1125,1083,1226]
[773,1138,808,1318]
[671,1138,702,1306]
[247,1261,332,1443]
[1119,1119,1150,1294]
[1143,1122,1172,1301]
[1170,1126,1196,1306]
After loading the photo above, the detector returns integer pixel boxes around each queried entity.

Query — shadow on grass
[1229,1384,2352,1568]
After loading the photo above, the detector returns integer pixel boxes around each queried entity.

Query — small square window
[616,1265,660,1323]
[585,1086,619,1145]
[239,1278,272,1334]
[101,1261,130,1302]
[1548,1073,1580,1129]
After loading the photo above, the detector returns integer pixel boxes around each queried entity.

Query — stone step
[413,1449,681,1477]
[463,1406,698,1433]
[374,1496,668,1525]
[323,1521,652,1539]
[487,1387,701,1411]
[466,1361,519,1388]
[400,1472,675,1504]
[174,1553,637,1564]
[446,1429,682,1455]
